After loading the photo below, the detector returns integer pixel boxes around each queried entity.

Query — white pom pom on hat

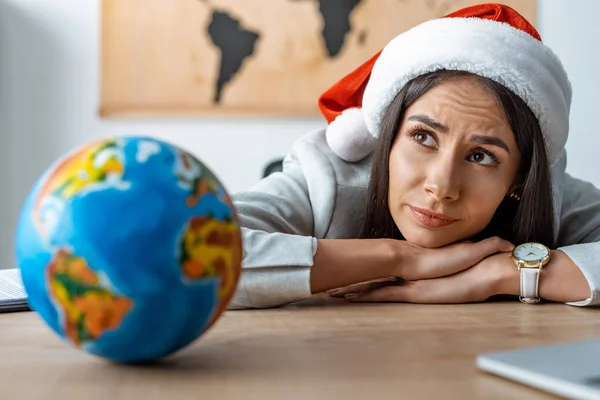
[325,107,375,163]
[317,3,572,166]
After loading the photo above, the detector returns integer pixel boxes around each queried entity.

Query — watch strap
[519,266,541,303]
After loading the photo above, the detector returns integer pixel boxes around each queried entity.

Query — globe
[14,136,242,363]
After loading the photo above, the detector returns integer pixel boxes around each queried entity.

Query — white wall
[538,1,600,183]
[1,0,599,269]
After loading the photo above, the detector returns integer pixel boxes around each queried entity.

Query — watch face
[513,243,549,262]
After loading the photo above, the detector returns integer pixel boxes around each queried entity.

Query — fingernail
[345,293,358,299]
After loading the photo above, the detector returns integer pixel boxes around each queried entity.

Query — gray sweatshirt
[229,129,600,309]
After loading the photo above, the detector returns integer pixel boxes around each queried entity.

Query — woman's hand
[396,236,514,281]
[329,250,515,303]
[311,236,512,296]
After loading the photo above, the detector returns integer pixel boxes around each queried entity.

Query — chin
[405,236,452,249]
[399,228,463,248]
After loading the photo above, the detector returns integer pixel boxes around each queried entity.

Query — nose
[423,155,460,202]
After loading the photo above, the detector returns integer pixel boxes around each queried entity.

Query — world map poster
[99,0,537,118]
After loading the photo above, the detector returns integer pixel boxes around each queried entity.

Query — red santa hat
[318,3,572,165]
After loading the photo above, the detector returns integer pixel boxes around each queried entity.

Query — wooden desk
[1,297,599,399]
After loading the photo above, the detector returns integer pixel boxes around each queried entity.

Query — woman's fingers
[327,277,401,297]
[347,263,494,303]
[328,237,514,299]
[406,236,514,280]
[344,285,409,302]
[459,236,514,264]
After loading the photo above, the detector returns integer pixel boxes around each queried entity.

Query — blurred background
[1,0,598,270]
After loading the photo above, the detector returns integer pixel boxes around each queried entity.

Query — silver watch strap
[519,267,541,303]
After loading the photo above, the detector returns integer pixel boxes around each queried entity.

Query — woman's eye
[413,132,436,147]
[469,151,497,165]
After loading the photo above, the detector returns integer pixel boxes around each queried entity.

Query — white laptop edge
[476,340,600,400]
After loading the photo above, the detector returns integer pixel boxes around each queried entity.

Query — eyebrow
[407,114,510,154]
[407,114,449,133]
[471,135,510,154]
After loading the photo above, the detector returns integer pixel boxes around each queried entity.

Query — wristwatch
[511,242,551,304]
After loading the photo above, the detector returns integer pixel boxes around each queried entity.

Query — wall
[0,0,325,269]
[538,1,600,183]
[1,0,599,269]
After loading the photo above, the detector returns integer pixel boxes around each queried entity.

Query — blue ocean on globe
[14,136,242,363]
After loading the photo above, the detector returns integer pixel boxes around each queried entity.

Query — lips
[408,206,458,228]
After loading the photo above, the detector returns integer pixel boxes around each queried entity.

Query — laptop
[477,339,600,400]
[0,268,31,313]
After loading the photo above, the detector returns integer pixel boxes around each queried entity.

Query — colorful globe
[14,136,242,363]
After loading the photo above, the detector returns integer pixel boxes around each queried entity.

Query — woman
[228,3,600,309]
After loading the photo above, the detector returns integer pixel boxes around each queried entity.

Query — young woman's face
[388,76,521,248]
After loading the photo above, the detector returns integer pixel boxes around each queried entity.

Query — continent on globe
[206,9,260,104]
[179,215,238,298]
[317,0,363,57]
[46,249,133,347]
[175,152,233,208]
[33,139,126,238]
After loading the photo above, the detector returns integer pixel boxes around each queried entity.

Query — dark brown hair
[359,70,555,248]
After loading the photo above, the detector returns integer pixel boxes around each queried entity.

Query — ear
[508,179,524,196]
[506,182,523,202]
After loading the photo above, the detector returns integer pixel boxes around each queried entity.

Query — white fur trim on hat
[361,17,572,166]
[325,107,376,162]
